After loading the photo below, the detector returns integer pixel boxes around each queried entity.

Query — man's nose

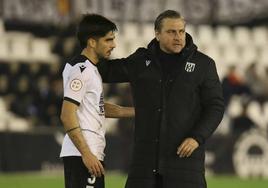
[111,42,116,49]
[174,32,180,39]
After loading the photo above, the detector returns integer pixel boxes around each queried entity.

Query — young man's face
[155,18,186,54]
[95,31,116,59]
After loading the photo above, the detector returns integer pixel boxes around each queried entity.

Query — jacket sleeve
[190,60,225,145]
[98,48,146,83]
[97,57,130,83]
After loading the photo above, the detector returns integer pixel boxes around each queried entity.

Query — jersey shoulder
[68,55,88,66]
[63,55,94,81]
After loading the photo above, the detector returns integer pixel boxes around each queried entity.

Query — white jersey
[60,55,106,161]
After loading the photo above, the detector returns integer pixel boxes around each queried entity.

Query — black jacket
[98,34,224,187]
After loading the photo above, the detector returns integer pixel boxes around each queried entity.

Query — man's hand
[177,137,199,158]
[82,153,105,177]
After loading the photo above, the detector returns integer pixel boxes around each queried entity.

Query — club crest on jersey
[185,62,195,72]
[70,79,83,91]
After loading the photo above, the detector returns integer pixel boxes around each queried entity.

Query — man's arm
[177,60,224,158]
[190,60,225,144]
[98,58,130,83]
[98,48,145,83]
[104,102,135,118]
[60,100,104,177]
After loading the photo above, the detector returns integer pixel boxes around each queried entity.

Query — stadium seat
[215,26,234,47]
[0,98,8,131]
[0,18,4,35]
[222,45,240,66]
[204,44,221,61]
[227,96,243,118]
[258,46,268,66]
[233,27,251,47]
[7,113,31,132]
[186,24,196,39]
[203,44,228,78]
[7,32,32,62]
[0,37,10,61]
[252,26,268,48]
[30,38,59,63]
[111,34,129,58]
[246,100,266,129]
[263,102,268,131]
[141,23,155,43]
[120,22,146,54]
[215,113,231,135]
[196,25,215,46]
[240,45,257,69]
[121,22,140,41]
[0,96,31,132]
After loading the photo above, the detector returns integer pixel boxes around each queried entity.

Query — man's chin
[173,48,183,54]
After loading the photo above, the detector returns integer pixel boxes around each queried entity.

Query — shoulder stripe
[63,97,80,106]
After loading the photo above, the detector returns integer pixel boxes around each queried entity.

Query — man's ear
[88,38,97,48]
[155,31,160,41]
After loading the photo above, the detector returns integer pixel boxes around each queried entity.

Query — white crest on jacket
[185,62,195,72]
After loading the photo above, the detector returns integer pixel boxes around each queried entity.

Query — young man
[98,10,224,188]
[60,14,134,188]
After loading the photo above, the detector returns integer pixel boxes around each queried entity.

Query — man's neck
[81,48,98,65]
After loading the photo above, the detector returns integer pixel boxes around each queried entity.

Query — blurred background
[0,0,268,187]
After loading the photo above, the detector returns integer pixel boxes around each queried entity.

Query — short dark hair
[77,14,117,48]
[154,10,183,31]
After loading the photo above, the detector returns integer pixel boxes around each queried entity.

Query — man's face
[155,18,186,54]
[95,31,116,59]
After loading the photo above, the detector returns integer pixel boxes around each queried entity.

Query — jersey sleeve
[63,65,89,106]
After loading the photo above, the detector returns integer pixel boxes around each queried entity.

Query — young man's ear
[87,38,97,48]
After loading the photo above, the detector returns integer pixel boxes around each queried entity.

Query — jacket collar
[146,33,197,78]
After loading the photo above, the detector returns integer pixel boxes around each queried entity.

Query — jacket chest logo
[185,62,195,72]
[145,60,151,66]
